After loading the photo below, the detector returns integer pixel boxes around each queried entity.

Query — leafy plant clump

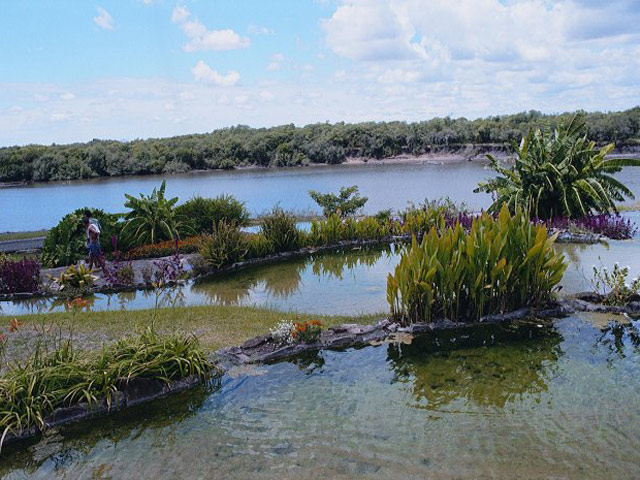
[260,207,300,252]
[41,208,121,268]
[175,195,250,234]
[592,262,640,306]
[0,257,41,294]
[125,236,202,260]
[0,328,212,445]
[198,221,249,269]
[121,181,192,247]
[387,205,567,324]
[475,115,640,219]
[54,264,98,291]
[309,185,368,217]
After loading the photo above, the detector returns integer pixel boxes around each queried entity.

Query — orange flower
[0,333,6,343]
[8,318,20,333]
[68,297,88,310]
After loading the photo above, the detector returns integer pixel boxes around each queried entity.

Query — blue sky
[1,0,639,146]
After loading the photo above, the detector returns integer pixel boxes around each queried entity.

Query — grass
[0,231,47,242]
[0,327,212,444]
[2,304,382,363]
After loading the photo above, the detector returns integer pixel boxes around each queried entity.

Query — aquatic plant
[0,327,212,447]
[245,233,275,259]
[592,262,640,306]
[198,221,249,269]
[175,194,250,234]
[387,205,567,324]
[260,207,300,252]
[475,115,640,219]
[309,185,368,217]
[0,257,40,294]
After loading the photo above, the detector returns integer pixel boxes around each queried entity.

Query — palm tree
[475,115,640,219]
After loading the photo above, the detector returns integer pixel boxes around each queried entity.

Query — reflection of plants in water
[0,382,217,475]
[289,351,325,374]
[595,320,640,359]
[388,322,562,410]
[192,245,395,304]
[310,246,389,281]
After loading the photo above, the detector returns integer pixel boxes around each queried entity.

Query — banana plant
[475,115,640,219]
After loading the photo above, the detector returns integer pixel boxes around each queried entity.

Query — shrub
[121,181,192,247]
[0,257,41,294]
[198,221,248,269]
[592,262,640,305]
[106,261,135,286]
[387,205,567,324]
[126,236,202,260]
[309,185,368,217]
[475,115,640,219]
[42,208,121,267]
[246,233,275,259]
[260,208,300,253]
[309,214,346,245]
[175,195,250,234]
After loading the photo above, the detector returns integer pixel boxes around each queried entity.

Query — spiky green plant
[387,205,567,324]
[198,220,249,269]
[0,328,212,447]
[475,115,640,219]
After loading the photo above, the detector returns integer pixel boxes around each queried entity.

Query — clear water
[1,314,639,479]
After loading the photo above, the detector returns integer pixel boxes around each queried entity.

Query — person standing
[82,211,103,269]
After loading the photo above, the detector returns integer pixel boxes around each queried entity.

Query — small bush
[592,262,640,305]
[176,195,250,234]
[387,205,567,324]
[309,185,368,217]
[198,221,248,269]
[54,264,98,290]
[106,261,135,286]
[246,233,275,259]
[260,208,300,253]
[0,257,41,294]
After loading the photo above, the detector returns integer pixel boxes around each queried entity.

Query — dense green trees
[1,107,638,183]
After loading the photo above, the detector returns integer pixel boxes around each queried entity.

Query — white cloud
[191,60,240,86]
[172,6,249,52]
[93,7,114,30]
[142,0,155,5]
[60,92,76,101]
[266,53,285,71]
[248,25,274,35]
[171,5,189,23]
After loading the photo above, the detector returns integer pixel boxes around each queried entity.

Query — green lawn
[1,304,382,364]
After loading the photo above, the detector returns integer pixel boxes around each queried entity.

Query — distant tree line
[1,107,638,183]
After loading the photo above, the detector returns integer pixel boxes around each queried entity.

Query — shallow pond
[4,233,640,316]
[1,314,639,479]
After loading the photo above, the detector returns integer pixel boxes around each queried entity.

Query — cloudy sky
[1,0,639,146]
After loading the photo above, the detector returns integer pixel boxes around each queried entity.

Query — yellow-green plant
[387,205,567,324]
[55,264,98,290]
[198,220,248,269]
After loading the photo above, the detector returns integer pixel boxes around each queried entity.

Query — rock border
[1,374,215,449]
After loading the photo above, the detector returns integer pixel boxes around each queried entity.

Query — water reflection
[595,320,640,360]
[388,322,562,409]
